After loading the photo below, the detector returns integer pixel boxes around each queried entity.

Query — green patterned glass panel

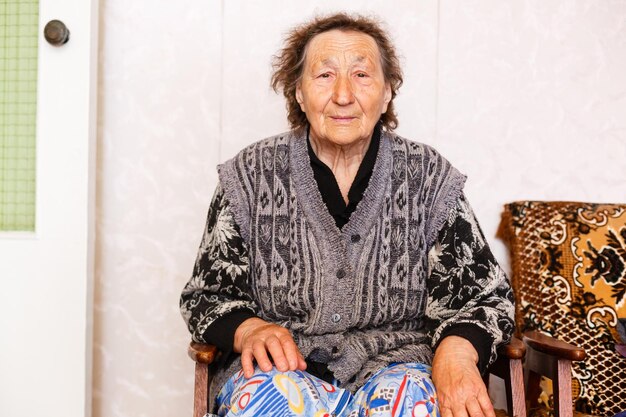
[0,0,38,231]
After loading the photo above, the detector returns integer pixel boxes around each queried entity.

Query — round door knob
[44,20,70,46]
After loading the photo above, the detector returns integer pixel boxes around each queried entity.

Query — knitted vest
[216,129,466,393]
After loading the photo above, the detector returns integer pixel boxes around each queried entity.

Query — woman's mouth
[330,116,356,123]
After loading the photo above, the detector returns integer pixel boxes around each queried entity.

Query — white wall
[94,1,626,416]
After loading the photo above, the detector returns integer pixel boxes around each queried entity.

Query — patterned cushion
[499,201,626,417]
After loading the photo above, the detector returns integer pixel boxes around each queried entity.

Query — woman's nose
[332,75,355,105]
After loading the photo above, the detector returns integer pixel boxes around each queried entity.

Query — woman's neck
[309,133,372,205]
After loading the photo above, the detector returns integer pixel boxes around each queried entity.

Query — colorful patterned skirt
[215,362,439,417]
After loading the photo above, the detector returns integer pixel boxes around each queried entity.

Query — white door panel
[0,0,98,416]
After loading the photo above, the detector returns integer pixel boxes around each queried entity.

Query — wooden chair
[499,200,626,417]
[188,338,528,417]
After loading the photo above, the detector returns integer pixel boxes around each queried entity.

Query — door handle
[44,20,70,46]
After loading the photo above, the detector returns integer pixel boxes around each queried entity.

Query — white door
[0,0,98,416]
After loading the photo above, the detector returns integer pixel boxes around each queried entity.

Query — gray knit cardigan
[182,129,514,407]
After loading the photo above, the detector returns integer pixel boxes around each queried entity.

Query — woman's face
[296,30,392,147]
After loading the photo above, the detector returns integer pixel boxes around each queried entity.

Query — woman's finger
[279,335,301,370]
[252,340,273,372]
[265,335,289,372]
[452,404,470,417]
[440,404,454,417]
[240,347,255,379]
[465,396,485,417]
[298,355,307,371]
[477,389,495,417]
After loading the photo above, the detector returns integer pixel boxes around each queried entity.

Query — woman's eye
[356,73,367,78]
[319,73,331,79]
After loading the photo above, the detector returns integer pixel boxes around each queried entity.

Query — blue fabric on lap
[216,363,439,417]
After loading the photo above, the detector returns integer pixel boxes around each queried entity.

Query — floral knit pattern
[180,184,257,343]
[426,196,515,366]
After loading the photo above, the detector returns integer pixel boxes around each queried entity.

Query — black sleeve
[180,183,258,353]
[426,193,515,373]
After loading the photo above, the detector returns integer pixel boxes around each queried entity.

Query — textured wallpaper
[94,1,626,416]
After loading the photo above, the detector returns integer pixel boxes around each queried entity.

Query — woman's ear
[382,83,392,113]
[295,85,305,112]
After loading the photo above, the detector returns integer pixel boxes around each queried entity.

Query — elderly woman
[181,13,514,417]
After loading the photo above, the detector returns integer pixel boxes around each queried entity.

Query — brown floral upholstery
[499,201,626,417]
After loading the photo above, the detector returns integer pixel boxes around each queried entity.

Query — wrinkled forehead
[303,29,383,69]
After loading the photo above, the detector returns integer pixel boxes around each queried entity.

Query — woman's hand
[233,317,307,379]
[432,336,495,417]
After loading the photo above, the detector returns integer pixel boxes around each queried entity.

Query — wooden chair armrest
[523,330,586,362]
[188,342,219,365]
[497,336,526,360]
[523,331,585,417]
